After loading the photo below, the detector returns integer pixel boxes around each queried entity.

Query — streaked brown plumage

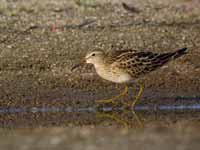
[72,47,187,100]
[75,47,188,84]
[71,47,188,127]
[107,47,188,79]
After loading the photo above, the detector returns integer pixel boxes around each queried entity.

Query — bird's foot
[95,86,129,104]
[95,99,115,104]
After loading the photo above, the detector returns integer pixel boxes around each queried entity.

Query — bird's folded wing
[111,50,178,77]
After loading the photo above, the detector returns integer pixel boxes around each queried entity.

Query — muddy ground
[0,0,200,149]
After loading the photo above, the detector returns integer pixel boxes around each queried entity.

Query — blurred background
[0,0,200,149]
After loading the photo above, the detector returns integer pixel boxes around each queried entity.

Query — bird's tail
[159,47,188,61]
[172,47,188,59]
[151,47,188,67]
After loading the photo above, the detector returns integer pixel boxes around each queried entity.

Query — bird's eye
[92,53,96,56]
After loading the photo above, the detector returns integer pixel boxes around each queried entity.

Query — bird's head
[71,50,105,71]
[85,50,105,65]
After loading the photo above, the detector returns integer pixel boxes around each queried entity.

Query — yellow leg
[96,112,129,130]
[95,84,144,129]
[131,83,144,108]
[95,85,129,104]
[131,83,145,128]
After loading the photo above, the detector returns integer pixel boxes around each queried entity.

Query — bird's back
[109,48,188,78]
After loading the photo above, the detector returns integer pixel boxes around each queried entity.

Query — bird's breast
[95,65,132,83]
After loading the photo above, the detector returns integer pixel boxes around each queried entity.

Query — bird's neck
[93,60,108,70]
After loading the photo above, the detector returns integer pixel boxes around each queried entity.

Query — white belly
[95,67,132,83]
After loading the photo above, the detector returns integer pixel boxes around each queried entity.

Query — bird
[72,47,188,107]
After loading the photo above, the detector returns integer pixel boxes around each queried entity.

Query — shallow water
[1,103,200,114]
[0,96,199,128]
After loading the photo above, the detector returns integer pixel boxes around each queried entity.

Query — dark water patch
[1,104,200,114]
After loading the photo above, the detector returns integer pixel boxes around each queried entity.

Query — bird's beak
[71,59,86,71]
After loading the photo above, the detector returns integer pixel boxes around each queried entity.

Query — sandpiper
[72,47,188,108]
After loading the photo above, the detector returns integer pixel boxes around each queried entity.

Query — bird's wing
[106,49,137,63]
[111,50,180,78]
